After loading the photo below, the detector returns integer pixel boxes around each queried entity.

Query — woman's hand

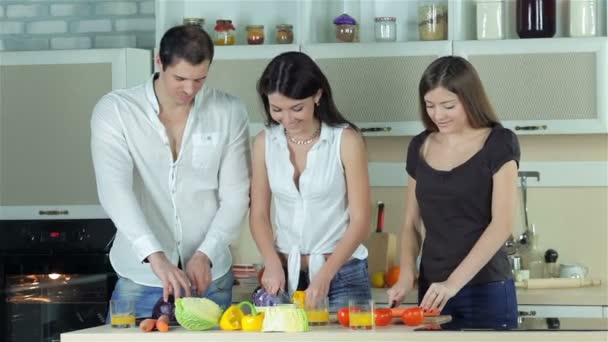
[419,281,458,313]
[387,273,416,306]
[305,270,332,307]
[261,260,285,295]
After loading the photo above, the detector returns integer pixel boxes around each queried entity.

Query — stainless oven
[0,219,117,342]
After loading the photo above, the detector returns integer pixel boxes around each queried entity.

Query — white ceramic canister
[476,0,504,40]
[569,0,597,37]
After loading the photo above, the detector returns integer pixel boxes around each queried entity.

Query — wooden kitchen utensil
[364,201,397,275]
[515,278,602,289]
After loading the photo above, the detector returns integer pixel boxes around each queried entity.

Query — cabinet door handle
[39,210,69,216]
[361,127,392,133]
[518,310,537,317]
[515,125,547,131]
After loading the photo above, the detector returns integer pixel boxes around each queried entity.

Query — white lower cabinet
[519,305,604,318]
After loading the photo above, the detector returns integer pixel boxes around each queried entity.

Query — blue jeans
[290,258,371,312]
[418,278,518,329]
[108,271,234,321]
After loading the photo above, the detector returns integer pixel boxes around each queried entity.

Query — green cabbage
[261,304,309,332]
[175,297,223,331]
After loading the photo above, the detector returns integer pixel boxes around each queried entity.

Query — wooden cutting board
[364,232,397,275]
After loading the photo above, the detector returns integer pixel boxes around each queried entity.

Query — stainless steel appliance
[0,219,116,342]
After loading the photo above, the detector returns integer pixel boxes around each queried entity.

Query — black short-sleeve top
[406,124,520,285]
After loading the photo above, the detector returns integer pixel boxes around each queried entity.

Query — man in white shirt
[91,25,251,316]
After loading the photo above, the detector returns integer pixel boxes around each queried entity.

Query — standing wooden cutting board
[364,232,397,275]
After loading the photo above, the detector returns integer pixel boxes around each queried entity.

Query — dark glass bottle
[516,0,556,38]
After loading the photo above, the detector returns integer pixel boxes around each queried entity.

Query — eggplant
[152,295,176,322]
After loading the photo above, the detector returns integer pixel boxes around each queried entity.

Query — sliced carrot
[139,318,157,332]
[156,315,170,332]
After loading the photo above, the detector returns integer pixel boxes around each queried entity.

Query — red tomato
[402,307,424,326]
[337,308,349,327]
[374,308,392,326]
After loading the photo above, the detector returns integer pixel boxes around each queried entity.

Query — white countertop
[234,284,608,306]
[61,324,608,342]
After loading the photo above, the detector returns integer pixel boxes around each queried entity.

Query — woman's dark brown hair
[418,56,499,131]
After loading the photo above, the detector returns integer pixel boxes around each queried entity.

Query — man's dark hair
[158,25,214,70]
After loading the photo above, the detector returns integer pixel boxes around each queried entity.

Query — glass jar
[476,0,504,40]
[418,1,448,41]
[183,18,205,31]
[214,19,236,45]
[516,0,556,38]
[275,24,294,44]
[374,17,397,42]
[569,0,596,37]
[246,25,264,45]
[333,13,357,43]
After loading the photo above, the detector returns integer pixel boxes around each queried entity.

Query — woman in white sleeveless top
[250,52,372,310]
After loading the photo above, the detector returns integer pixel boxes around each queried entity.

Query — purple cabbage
[152,295,176,323]
[251,287,291,307]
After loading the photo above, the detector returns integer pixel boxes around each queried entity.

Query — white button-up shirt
[265,123,367,295]
[91,75,251,287]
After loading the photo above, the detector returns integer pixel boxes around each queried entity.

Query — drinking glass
[348,299,374,330]
[110,299,136,328]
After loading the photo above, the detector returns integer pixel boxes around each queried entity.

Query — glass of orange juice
[348,299,374,330]
[306,297,330,326]
[110,299,136,328]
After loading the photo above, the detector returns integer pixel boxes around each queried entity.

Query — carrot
[139,318,157,332]
[390,307,406,317]
[156,315,170,332]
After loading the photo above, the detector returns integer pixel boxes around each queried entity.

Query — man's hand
[185,251,212,296]
[148,252,192,301]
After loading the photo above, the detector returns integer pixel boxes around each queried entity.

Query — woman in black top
[387,56,520,325]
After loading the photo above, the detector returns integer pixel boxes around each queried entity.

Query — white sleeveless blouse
[264,122,368,295]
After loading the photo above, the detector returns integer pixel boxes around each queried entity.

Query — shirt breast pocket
[192,132,221,170]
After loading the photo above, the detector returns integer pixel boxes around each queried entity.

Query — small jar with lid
[476,0,504,40]
[275,24,294,44]
[183,18,206,31]
[246,25,265,45]
[333,13,357,43]
[214,19,236,45]
[418,0,448,41]
[374,17,397,42]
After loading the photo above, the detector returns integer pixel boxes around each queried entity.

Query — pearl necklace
[285,126,321,145]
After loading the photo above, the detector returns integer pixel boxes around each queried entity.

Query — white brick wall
[51,36,92,49]
[115,17,154,31]
[0,0,155,51]
[51,4,91,17]
[71,19,111,33]
[95,2,137,16]
[27,20,67,34]
[95,34,136,48]
[2,37,49,50]
[139,1,154,15]
[0,21,24,34]
[6,4,48,18]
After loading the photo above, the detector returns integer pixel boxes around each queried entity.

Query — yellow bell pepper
[219,304,244,331]
[238,301,264,332]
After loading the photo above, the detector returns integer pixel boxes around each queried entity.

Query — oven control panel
[0,219,116,252]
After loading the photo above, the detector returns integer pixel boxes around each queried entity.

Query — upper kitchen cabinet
[302,41,451,136]
[454,38,608,134]
[155,0,608,135]
[204,45,300,136]
[0,49,151,219]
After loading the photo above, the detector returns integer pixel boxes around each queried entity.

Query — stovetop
[416,317,608,331]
